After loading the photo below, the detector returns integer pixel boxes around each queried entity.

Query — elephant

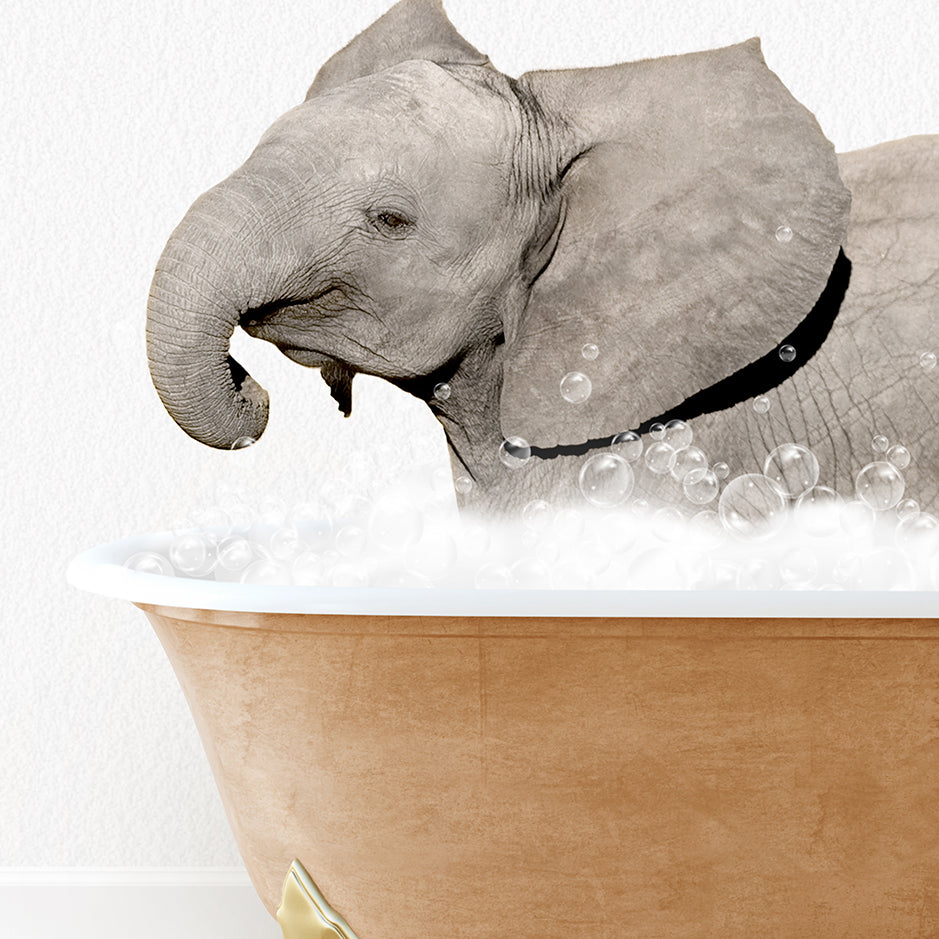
[146,0,939,518]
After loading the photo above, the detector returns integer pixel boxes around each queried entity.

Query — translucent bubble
[511,557,552,589]
[775,225,793,243]
[853,549,914,590]
[459,518,491,560]
[335,524,367,558]
[683,467,720,505]
[737,557,782,590]
[712,462,730,480]
[763,443,820,498]
[560,371,592,404]
[840,500,875,537]
[920,351,937,371]
[644,441,677,475]
[330,563,369,588]
[627,548,686,589]
[651,506,685,538]
[671,446,707,482]
[125,551,174,577]
[241,559,288,585]
[553,507,585,540]
[169,531,214,574]
[778,344,797,363]
[663,419,693,451]
[216,536,254,572]
[896,499,920,522]
[872,435,889,453]
[779,548,818,586]
[886,444,911,469]
[718,474,787,540]
[188,506,232,540]
[795,486,843,537]
[689,509,723,547]
[269,526,303,560]
[649,423,666,440]
[895,512,939,554]
[610,431,642,463]
[522,499,552,531]
[433,382,451,401]
[578,453,634,507]
[855,461,905,510]
[753,396,771,414]
[291,551,325,586]
[581,342,599,361]
[454,475,473,494]
[499,436,531,468]
[368,497,424,551]
[230,436,257,449]
[475,562,513,589]
[258,495,288,527]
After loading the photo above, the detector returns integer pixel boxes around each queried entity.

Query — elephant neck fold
[530,248,852,460]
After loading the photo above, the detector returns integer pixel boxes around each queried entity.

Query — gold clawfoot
[276,860,361,939]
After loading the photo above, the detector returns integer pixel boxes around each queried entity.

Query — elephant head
[147,0,851,512]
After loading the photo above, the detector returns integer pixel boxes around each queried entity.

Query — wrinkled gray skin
[147,0,939,516]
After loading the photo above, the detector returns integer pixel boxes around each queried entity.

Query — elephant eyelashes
[366,208,414,237]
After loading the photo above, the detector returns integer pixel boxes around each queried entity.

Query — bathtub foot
[276,860,360,939]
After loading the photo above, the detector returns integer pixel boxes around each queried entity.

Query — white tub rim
[67,531,939,619]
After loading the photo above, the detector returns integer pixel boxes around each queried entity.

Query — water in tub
[123,410,939,591]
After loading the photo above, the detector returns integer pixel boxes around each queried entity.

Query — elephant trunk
[146,182,272,449]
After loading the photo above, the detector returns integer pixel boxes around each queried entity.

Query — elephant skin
[146,0,939,517]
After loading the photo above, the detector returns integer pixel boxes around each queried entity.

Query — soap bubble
[855,461,905,511]
[499,436,531,468]
[511,557,552,588]
[778,344,797,363]
[335,524,367,558]
[627,548,686,589]
[852,549,914,590]
[712,462,730,480]
[368,497,423,551]
[433,382,451,401]
[188,506,232,540]
[230,436,257,449]
[663,420,693,451]
[753,396,771,414]
[578,453,634,507]
[652,506,685,537]
[649,423,666,440]
[872,435,889,453]
[895,512,939,554]
[795,486,843,537]
[886,445,911,469]
[689,509,723,547]
[610,431,642,462]
[169,531,214,575]
[779,548,818,586]
[718,474,787,540]
[683,468,720,505]
[475,562,513,589]
[258,495,288,527]
[125,551,174,576]
[241,559,288,585]
[737,557,782,590]
[408,528,457,579]
[644,441,677,475]
[291,551,325,586]
[671,446,707,482]
[269,526,303,561]
[581,342,599,360]
[775,225,793,243]
[896,499,920,522]
[459,517,491,560]
[763,444,820,498]
[454,475,473,494]
[522,499,552,531]
[840,500,875,537]
[920,352,937,371]
[216,537,254,572]
[560,371,592,404]
[553,507,585,540]
[330,563,369,588]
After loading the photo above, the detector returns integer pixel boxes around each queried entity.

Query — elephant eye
[366,208,414,238]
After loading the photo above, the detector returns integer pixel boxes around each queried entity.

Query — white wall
[3,0,937,909]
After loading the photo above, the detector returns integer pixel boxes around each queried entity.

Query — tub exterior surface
[139,604,939,938]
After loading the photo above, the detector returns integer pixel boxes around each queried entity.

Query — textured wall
[3,0,937,867]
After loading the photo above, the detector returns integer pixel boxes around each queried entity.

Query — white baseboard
[0,869,281,939]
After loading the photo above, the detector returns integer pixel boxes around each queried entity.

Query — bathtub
[69,531,939,938]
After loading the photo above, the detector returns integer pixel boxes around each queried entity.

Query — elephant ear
[500,40,851,449]
[306,0,489,98]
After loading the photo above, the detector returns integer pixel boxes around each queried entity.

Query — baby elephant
[147,0,939,515]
